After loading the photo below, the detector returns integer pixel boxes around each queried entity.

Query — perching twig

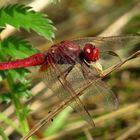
[43,102,140,140]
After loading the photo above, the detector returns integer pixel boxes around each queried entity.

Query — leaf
[0,36,38,60]
[8,68,30,83]
[0,4,55,40]
[13,85,32,98]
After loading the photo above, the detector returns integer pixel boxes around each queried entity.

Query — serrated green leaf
[0,36,38,60]
[0,4,55,40]
[14,89,32,99]
[8,68,30,83]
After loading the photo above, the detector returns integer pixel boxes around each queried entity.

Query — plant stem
[7,72,30,136]
[0,126,9,140]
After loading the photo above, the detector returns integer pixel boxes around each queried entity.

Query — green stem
[0,126,9,140]
[7,72,30,136]
[12,94,29,134]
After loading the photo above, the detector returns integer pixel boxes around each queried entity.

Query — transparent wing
[78,62,119,110]
[72,35,140,52]
[92,80,118,110]
[81,78,119,110]
[39,53,95,127]
[99,51,122,70]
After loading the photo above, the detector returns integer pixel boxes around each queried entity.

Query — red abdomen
[0,53,46,70]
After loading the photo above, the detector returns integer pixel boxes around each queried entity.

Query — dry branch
[116,122,140,140]
[43,102,140,140]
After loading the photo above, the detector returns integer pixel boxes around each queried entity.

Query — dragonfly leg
[80,61,100,82]
[57,65,74,79]
[80,62,91,80]
[64,65,74,78]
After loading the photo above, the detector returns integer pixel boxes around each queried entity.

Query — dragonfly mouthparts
[84,59,103,75]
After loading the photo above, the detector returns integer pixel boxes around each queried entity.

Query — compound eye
[83,43,99,62]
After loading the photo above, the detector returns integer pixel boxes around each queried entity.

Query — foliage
[0,4,55,40]
[0,3,55,139]
[0,36,38,60]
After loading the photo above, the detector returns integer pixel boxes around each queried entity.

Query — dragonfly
[0,35,140,128]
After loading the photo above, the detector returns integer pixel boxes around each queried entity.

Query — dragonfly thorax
[83,43,99,62]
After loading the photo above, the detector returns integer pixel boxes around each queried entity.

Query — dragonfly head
[83,43,99,62]
[83,43,103,73]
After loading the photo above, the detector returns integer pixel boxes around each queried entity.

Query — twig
[42,102,140,140]
[116,122,140,140]
[84,128,94,140]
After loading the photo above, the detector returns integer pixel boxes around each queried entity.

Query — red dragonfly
[0,35,140,128]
